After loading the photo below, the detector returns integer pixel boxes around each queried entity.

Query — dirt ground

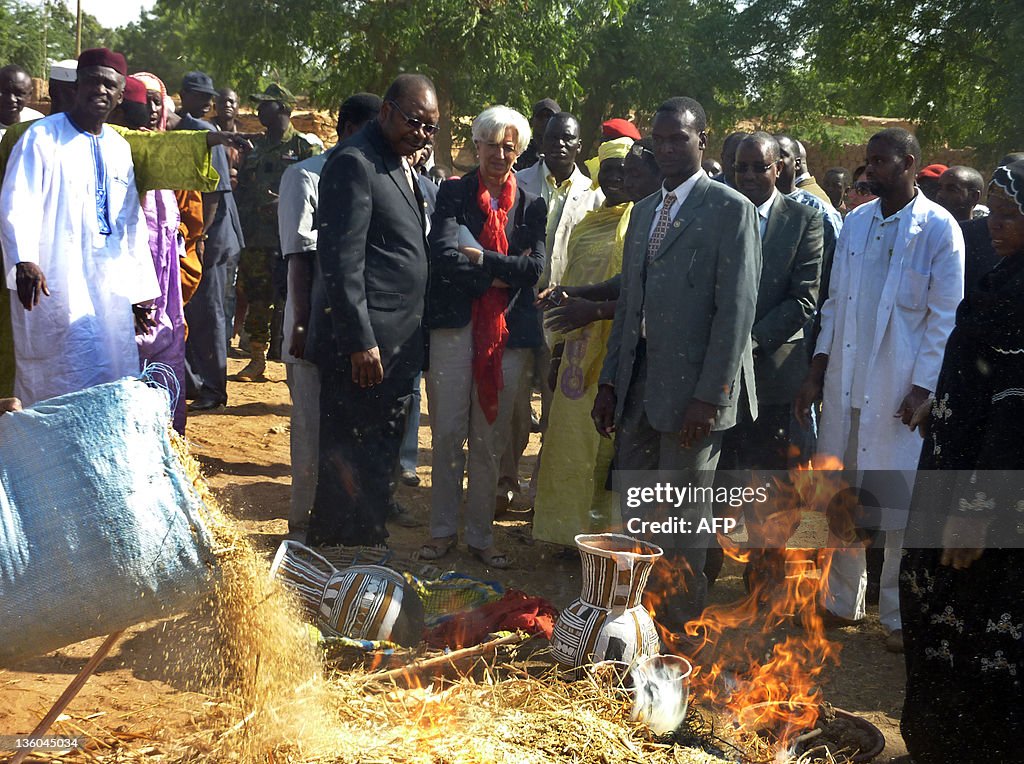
[0,357,909,762]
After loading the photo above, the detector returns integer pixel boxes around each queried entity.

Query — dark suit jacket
[310,121,429,379]
[961,217,1000,296]
[600,172,761,431]
[425,170,547,348]
[751,193,824,405]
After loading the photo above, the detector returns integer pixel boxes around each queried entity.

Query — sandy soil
[0,357,909,762]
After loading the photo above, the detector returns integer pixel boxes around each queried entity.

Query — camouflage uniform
[235,119,320,347]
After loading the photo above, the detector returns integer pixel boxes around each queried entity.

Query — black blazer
[425,170,547,348]
[310,121,429,379]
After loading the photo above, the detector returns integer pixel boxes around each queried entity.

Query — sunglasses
[387,99,439,136]
[735,162,775,174]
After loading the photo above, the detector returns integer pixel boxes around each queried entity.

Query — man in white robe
[0,48,158,406]
[796,128,964,651]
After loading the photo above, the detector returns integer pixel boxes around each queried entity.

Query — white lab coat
[0,114,158,406]
[815,193,964,525]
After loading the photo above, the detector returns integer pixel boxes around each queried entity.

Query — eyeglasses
[387,99,439,136]
[630,145,655,158]
[735,162,775,174]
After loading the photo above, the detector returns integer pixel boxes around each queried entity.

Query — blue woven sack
[0,378,216,666]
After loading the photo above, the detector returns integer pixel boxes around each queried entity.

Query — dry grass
[33,435,839,764]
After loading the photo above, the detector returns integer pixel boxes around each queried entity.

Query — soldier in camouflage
[235,83,321,380]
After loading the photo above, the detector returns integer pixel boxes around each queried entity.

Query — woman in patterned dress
[899,160,1024,763]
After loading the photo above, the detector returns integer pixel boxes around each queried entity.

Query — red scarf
[472,172,516,423]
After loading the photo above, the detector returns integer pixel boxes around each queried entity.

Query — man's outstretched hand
[206,132,254,152]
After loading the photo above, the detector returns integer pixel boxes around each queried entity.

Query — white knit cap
[49,60,78,83]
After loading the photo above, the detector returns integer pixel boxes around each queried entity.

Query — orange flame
[645,460,853,751]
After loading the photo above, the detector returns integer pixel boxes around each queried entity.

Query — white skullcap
[49,60,78,83]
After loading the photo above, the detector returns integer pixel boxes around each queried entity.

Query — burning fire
[643,457,852,752]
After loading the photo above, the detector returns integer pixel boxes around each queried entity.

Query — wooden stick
[793,726,823,745]
[365,632,525,688]
[9,631,124,764]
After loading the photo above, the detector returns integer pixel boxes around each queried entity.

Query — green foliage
[0,0,113,80]
[782,0,1024,158]
[576,0,745,144]
[112,3,204,90]
[1,0,1018,161]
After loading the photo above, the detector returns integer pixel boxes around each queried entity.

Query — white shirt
[648,170,704,240]
[0,114,158,405]
[849,196,915,406]
[278,150,331,256]
[277,149,332,366]
[755,189,778,240]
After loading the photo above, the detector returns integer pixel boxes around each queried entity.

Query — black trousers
[184,243,234,404]
[718,402,792,472]
[306,365,413,547]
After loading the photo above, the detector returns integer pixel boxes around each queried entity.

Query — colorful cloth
[533,202,632,546]
[598,136,634,163]
[424,590,558,649]
[175,190,204,306]
[405,571,505,628]
[129,74,188,434]
[471,173,516,423]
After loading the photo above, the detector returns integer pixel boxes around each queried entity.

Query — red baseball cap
[602,118,641,141]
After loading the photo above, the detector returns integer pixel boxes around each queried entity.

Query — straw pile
[39,434,831,764]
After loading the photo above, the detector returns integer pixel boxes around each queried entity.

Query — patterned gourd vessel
[550,533,663,668]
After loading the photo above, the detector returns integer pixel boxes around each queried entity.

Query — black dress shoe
[188,397,225,412]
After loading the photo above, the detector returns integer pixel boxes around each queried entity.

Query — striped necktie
[646,192,677,262]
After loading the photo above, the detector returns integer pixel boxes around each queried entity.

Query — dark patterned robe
[900,251,1024,763]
